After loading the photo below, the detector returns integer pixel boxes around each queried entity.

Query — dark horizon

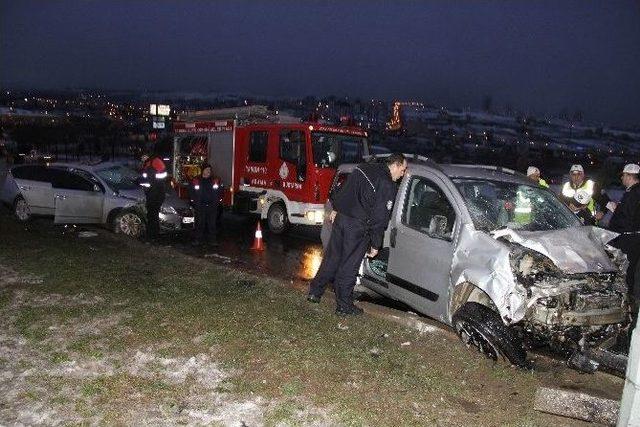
[2,1,639,126]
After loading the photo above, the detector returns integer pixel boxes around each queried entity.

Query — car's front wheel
[13,196,31,222]
[112,210,146,238]
[452,302,528,367]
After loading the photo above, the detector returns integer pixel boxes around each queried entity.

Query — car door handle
[390,227,397,248]
[19,185,32,191]
[55,194,67,200]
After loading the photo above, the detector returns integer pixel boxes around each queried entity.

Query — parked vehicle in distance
[323,156,630,370]
[0,162,194,237]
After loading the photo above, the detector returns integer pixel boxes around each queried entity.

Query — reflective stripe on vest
[155,171,167,179]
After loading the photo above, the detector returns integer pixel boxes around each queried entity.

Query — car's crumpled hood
[450,225,621,325]
[490,226,619,274]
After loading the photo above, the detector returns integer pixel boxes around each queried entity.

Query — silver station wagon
[1,162,194,237]
[323,156,630,370]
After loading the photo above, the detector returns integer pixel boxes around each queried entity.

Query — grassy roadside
[0,213,614,426]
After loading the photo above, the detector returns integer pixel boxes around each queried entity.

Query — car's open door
[385,173,458,321]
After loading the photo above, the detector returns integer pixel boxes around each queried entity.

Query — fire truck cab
[172,107,369,234]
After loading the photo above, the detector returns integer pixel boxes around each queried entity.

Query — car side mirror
[428,215,448,239]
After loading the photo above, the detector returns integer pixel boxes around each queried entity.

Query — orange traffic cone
[250,221,265,251]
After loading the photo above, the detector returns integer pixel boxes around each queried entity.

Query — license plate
[182,217,194,224]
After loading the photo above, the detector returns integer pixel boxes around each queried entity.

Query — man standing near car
[608,163,640,326]
[189,163,222,246]
[139,151,167,240]
[307,153,407,316]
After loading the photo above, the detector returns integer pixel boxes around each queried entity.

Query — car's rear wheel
[452,302,528,367]
[267,202,288,234]
[13,196,31,222]
[113,210,146,238]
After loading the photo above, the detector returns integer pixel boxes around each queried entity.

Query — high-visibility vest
[514,190,533,224]
[538,178,549,188]
[562,179,595,214]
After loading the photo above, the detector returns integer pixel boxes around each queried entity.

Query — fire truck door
[276,129,308,200]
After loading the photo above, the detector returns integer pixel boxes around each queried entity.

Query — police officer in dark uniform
[139,151,167,240]
[308,153,408,315]
[189,163,222,246]
[608,163,640,327]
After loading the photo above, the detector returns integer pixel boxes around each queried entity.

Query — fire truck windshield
[311,132,367,168]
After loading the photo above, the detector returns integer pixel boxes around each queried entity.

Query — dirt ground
[0,214,626,426]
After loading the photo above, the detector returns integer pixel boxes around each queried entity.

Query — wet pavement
[157,212,325,284]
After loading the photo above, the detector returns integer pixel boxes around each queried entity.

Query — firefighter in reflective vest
[189,163,222,246]
[139,152,167,239]
[561,164,598,216]
[526,166,549,188]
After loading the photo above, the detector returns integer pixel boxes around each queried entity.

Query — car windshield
[311,132,367,168]
[94,165,139,191]
[454,178,580,232]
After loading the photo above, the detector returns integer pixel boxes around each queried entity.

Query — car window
[402,177,456,240]
[454,179,580,232]
[50,169,95,192]
[95,165,138,191]
[11,165,48,182]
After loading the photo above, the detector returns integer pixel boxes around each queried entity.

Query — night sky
[1,1,639,125]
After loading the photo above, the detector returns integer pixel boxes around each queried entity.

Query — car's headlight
[160,205,177,215]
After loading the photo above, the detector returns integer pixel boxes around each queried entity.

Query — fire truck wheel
[267,202,289,234]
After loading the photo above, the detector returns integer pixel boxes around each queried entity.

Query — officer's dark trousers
[145,192,165,238]
[309,214,369,310]
[195,203,218,243]
[611,233,640,329]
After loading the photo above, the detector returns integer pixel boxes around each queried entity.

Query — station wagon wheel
[452,302,528,367]
[14,197,31,222]
[113,211,145,238]
[267,202,289,234]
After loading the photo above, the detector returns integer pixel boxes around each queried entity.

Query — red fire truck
[172,107,370,233]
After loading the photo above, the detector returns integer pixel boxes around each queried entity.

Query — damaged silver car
[324,156,630,369]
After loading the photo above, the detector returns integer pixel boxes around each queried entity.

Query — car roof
[338,156,531,185]
[44,162,126,172]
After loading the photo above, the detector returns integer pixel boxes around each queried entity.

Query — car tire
[13,196,31,222]
[452,302,528,367]
[267,202,289,234]
[112,210,146,238]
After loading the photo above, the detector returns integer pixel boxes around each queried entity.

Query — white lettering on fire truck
[251,179,269,187]
[282,181,303,190]
[246,165,268,174]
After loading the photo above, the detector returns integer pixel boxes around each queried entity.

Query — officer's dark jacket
[332,162,398,249]
[189,177,222,206]
[609,182,640,233]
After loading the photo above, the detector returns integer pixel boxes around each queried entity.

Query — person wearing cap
[561,164,602,217]
[607,163,640,327]
[568,189,596,226]
[189,163,223,246]
[526,166,549,188]
[139,150,167,240]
